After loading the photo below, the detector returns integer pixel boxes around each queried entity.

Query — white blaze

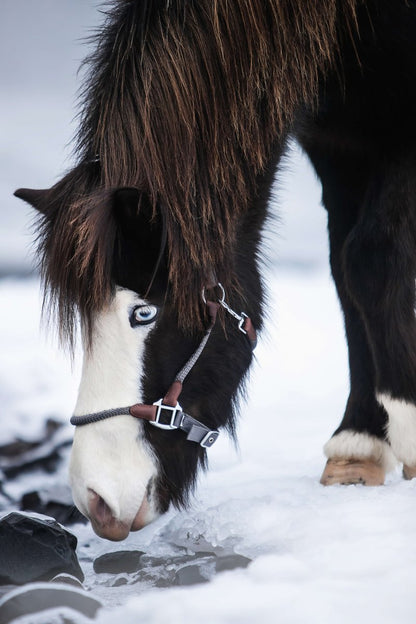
[69,288,159,526]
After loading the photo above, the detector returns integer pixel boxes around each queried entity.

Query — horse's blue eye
[130,305,159,327]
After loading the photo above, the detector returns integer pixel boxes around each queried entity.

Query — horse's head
[16,180,260,540]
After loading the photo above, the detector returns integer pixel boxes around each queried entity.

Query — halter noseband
[70,284,257,448]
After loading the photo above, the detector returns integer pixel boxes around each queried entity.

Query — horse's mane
[38,0,358,343]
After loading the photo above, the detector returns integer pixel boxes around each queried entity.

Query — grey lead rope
[175,324,215,383]
[71,407,131,426]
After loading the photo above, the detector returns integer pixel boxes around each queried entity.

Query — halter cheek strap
[70,286,257,448]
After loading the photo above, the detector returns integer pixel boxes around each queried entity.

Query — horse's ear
[14,188,49,214]
[113,187,153,229]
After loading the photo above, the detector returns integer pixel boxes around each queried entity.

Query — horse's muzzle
[87,489,153,541]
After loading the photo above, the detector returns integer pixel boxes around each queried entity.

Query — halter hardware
[151,399,183,430]
[70,283,256,449]
[202,283,248,335]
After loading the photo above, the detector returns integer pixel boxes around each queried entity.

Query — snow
[1,265,416,624]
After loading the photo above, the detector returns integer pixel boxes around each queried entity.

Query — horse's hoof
[402,464,416,480]
[320,458,385,486]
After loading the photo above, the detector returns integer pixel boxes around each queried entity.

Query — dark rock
[111,576,128,587]
[0,512,84,585]
[20,485,87,526]
[136,567,176,588]
[172,556,216,586]
[93,550,144,575]
[0,420,70,479]
[215,554,251,572]
[0,419,62,458]
[138,551,212,569]
[0,582,102,624]
[137,554,171,568]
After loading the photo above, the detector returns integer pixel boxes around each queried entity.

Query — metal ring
[202,283,225,305]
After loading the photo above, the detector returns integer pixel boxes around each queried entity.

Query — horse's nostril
[96,496,113,522]
[89,491,114,525]
[87,490,130,541]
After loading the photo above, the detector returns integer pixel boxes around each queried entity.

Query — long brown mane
[36,0,358,343]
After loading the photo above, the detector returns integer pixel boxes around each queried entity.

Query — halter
[70,284,257,448]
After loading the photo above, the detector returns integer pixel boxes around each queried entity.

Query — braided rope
[175,325,214,383]
[70,407,130,426]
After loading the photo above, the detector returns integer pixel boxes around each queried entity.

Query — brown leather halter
[71,284,257,448]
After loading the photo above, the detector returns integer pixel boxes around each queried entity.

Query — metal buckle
[202,283,248,334]
[237,312,248,335]
[200,430,220,448]
[151,399,183,430]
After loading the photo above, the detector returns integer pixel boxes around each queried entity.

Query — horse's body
[15,0,416,539]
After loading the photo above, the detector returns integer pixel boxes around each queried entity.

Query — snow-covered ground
[1,264,415,624]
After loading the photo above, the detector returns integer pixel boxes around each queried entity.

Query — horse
[14,0,416,540]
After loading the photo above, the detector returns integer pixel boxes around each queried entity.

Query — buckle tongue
[151,398,182,430]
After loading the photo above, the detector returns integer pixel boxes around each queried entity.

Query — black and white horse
[15,0,416,540]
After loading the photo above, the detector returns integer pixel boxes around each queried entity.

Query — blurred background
[0,0,328,279]
[1,0,99,276]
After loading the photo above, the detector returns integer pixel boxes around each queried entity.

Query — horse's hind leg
[342,154,416,480]
[303,147,397,484]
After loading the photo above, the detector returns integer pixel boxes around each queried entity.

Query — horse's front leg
[305,148,396,485]
[341,154,416,480]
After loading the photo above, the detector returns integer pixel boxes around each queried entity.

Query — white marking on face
[323,429,397,472]
[69,288,160,534]
[377,392,416,466]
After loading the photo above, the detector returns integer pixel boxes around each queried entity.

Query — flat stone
[215,554,251,572]
[93,550,145,574]
[0,582,101,624]
[0,512,84,585]
[173,556,216,586]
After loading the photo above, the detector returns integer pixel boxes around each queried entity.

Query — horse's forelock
[74,0,358,325]
[39,0,359,346]
[37,167,119,349]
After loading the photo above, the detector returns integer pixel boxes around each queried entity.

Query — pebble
[93,551,145,575]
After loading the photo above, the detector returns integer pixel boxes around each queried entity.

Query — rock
[131,550,251,588]
[111,576,129,587]
[93,550,145,574]
[0,420,71,479]
[0,419,62,458]
[20,485,87,526]
[172,556,216,586]
[215,554,251,572]
[0,512,84,585]
[170,553,251,586]
[0,582,102,624]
